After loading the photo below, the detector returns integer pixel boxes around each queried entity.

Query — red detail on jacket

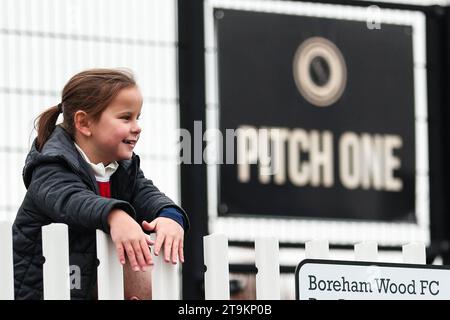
[97,181,111,198]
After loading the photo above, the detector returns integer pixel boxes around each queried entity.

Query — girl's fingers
[141,238,153,266]
[179,240,185,263]
[171,240,179,264]
[164,237,173,263]
[145,235,155,246]
[142,220,156,232]
[132,240,147,271]
[154,233,165,257]
[115,244,126,265]
[124,242,139,272]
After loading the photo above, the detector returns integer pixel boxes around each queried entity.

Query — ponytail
[35,104,61,152]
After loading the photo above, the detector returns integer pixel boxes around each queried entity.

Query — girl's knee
[123,262,152,300]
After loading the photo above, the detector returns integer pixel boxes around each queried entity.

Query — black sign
[217,9,416,221]
[295,260,450,300]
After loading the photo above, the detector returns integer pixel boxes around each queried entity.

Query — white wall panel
[0,152,10,214]
[0,92,59,149]
[0,150,26,220]
[133,102,179,158]
[0,0,177,43]
[0,35,177,101]
[140,158,179,204]
[0,0,180,222]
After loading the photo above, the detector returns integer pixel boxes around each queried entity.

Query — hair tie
[57,103,63,114]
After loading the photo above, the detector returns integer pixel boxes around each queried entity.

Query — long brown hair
[35,68,136,151]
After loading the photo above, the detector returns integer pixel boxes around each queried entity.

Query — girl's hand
[108,209,154,271]
[142,217,184,264]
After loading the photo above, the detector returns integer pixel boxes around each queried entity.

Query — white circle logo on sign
[293,37,347,107]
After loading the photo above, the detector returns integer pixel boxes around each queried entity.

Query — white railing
[0,221,427,300]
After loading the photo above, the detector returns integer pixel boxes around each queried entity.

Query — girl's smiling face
[88,86,143,164]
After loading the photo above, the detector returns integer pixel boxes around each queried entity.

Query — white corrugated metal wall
[0,0,180,222]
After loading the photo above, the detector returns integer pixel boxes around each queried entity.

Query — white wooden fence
[0,221,426,300]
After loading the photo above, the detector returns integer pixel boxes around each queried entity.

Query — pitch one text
[237,126,403,191]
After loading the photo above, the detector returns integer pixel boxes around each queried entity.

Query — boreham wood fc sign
[204,0,428,244]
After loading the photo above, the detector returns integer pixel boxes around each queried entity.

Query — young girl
[12,68,189,300]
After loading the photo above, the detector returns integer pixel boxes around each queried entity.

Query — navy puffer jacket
[13,125,189,299]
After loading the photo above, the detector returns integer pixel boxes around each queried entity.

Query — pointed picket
[305,240,329,259]
[203,234,230,300]
[355,241,378,262]
[42,223,70,300]
[402,242,426,264]
[96,230,124,300]
[255,237,280,300]
[152,234,180,300]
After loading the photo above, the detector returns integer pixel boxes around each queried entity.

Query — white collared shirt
[74,143,119,182]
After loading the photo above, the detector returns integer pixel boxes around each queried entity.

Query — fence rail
[0,221,426,300]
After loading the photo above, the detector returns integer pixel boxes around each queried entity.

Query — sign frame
[204,0,429,246]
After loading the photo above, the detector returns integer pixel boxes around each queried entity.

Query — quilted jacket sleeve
[130,168,190,231]
[28,162,136,234]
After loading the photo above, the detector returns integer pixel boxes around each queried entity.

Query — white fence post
[42,223,70,300]
[354,241,378,262]
[0,221,14,300]
[255,237,280,300]
[402,242,426,264]
[305,240,329,259]
[151,235,180,300]
[204,234,230,300]
[96,230,124,300]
